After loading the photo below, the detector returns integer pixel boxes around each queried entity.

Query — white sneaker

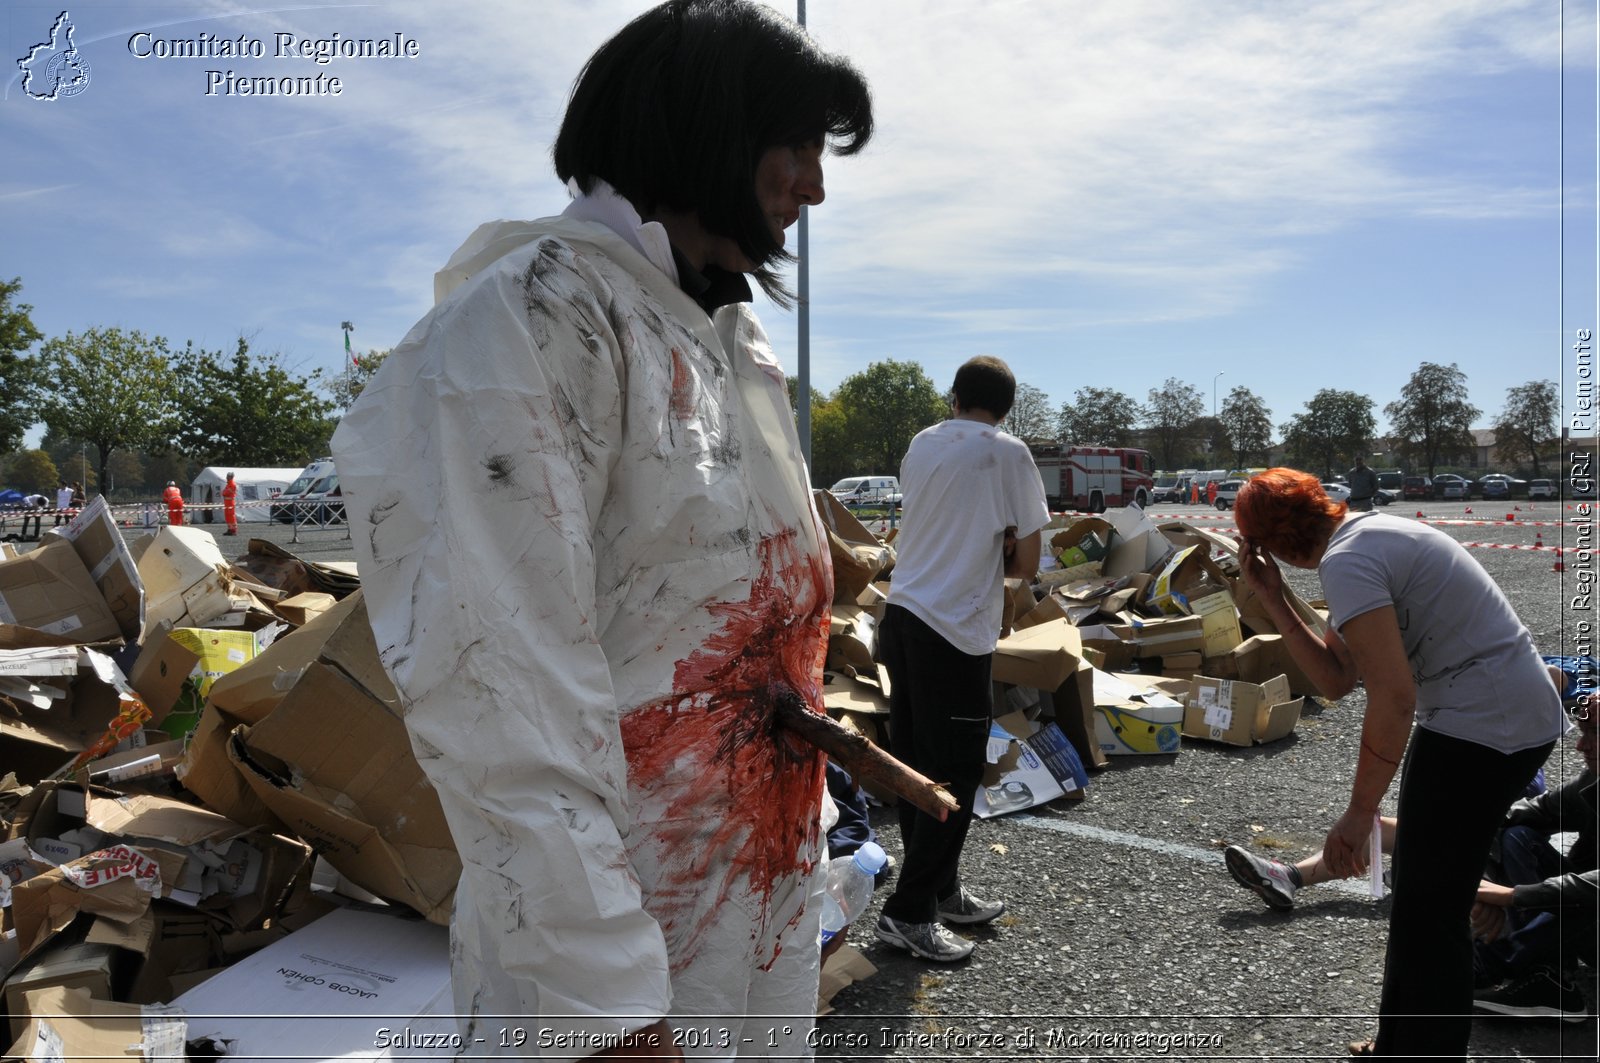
[1224,844,1298,911]
[936,886,1005,925]
[875,914,974,962]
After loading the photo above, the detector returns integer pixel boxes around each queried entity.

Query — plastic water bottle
[818,841,888,946]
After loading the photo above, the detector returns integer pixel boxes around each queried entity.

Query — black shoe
[1473,968,1588,1022]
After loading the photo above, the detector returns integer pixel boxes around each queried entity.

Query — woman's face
[753,138,826,249]
[700,139,826,275]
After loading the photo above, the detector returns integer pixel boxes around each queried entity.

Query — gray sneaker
[936,886,1005,925]
[875,914,974,962]
[1224,844,1298,911]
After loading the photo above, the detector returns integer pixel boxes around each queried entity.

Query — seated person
[1470,697,1596,1022]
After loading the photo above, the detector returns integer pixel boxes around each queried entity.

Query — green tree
[107,450,144,498]
[1281,389,1377,480]
[4,449,57,494]
[0,278,45,452]
[1493,380,1558,477]
[1218,386,1274,467]
[1004,383,1056,442]
[1142,378,1206,469]
[808,397,854,489]
[38,433,97,494]
[831,360,946,476]
[173,337,335,466]
[1056,386,1140,447]
[328,348,390,410]
[1384,362,1479,478]
[36,327,179,497]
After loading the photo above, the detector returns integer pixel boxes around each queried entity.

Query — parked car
[270,458,336,523]
[295,474,344,524]
[1527,478,1556,500]
[829,475,902,508]
[1432,474,1472,500]
[1321,482,1352,504]
[1213,479,1246,510]
[1478,473,1527,500]
[1373,488,1397,506]
[1402,476,1432,500]
[1151,475,1191,504]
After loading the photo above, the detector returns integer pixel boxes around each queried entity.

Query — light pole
[1213,371,1225,418]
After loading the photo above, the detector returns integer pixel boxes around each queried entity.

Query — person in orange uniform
[222,472,239,535]
[162,481,185,526]
[1206,479,1219,507]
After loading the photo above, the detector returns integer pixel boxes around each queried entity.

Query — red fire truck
[1030,444,1154,512]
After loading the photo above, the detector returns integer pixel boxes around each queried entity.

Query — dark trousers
[878,604,992,924]
[1477,825,1598,981]
[1376,728,1552,1061]
[825,761,875,859]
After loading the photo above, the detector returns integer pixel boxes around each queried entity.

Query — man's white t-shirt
[56,486,72,509]
[888,418,1050,656]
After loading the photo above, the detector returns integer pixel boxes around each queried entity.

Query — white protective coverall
[331,200,832,1059]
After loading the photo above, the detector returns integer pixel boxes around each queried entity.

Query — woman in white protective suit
[330,1,873,1058]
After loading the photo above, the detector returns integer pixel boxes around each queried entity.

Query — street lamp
[1213,371,1226,418]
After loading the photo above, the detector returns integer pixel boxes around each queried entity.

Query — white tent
[189,466,303,523]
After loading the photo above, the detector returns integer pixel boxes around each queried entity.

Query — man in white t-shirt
[874,355,1050,963]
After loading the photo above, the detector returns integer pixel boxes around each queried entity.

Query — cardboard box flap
[203,592,364,725]
[826,604,877,675]
[230,660,457,924]
[992,619,1083,690]
[45,496,145,643]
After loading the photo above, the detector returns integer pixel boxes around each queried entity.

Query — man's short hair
[553,0,872,305]
[951,356,1017,421]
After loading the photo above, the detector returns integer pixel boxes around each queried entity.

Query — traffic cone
[1465,507,1472,514]
[1554,549,1565,572]
[1415,510,1425,518]
[1535,531,1543,547]
[1507,513,1515,522]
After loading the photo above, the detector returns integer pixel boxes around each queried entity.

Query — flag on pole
[346,329,358,367]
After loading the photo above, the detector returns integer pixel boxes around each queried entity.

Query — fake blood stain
[620,527,830,968]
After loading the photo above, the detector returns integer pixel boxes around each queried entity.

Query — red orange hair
[1234,468,1347,563]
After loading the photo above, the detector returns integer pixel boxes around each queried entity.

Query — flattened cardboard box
[975,711,1089,818]
[6,782,311,961]
[1183,674,1304,746]
[0,539,121,645]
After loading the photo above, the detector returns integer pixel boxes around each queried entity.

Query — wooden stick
[773,695,959,821]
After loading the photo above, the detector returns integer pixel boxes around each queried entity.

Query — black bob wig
[553,0,873,305]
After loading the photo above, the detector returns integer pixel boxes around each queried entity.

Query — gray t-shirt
[1320,513,1565,753]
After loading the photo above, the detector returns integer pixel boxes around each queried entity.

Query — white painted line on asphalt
[1011,813,1376,898]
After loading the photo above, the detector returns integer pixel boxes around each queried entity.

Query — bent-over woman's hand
[1321,807,1373,880]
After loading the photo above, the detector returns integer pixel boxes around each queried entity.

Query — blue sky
[4,0,1597,449]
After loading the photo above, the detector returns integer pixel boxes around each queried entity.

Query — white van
[829,475,902,507]
[271,458,336,523]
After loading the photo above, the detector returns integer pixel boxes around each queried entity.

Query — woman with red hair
[1234,468,1565,1060]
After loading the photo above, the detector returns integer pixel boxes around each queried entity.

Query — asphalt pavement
[104,498,1600,1060]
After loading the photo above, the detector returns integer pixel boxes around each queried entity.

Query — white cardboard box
[173,906,454,1061]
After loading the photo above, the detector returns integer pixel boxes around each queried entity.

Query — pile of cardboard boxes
[1,500,455,1058]
[1,493,1331,1055]
[818,496,1330,819]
